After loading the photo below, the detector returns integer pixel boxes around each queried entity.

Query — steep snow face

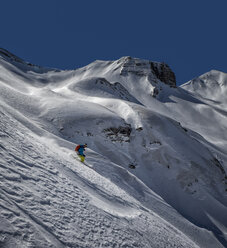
[0,50,227,248]
[1,104,209,248]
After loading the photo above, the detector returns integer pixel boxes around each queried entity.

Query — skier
[75,143,87,163]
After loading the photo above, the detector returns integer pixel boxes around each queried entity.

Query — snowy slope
[180,70,227,150]
[0,49,227,248]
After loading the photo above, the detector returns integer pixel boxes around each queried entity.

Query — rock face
[150,62,176,87]
[120,56,176,87]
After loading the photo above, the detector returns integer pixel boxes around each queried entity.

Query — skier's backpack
[75,145,80,152]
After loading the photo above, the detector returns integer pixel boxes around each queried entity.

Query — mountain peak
[181,69,227,104]
[183,69,227,88]
[118,56,176,87]
[200,70,227,86]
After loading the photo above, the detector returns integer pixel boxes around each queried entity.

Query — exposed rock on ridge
[119,56,176,87]
[150,61,176,87]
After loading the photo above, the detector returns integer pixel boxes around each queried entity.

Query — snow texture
[0,49,226,247]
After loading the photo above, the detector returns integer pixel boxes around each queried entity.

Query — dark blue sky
[1,0,227,84]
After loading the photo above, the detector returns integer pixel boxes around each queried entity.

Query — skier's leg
[81,156,85,163]
[78,155,85,163]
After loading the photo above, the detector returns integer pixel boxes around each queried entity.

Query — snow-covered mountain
[0,48,226,248]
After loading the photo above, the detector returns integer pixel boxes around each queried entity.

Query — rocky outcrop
[119,56,176,87]
[103,125,132,142]
[150,62,176,87]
